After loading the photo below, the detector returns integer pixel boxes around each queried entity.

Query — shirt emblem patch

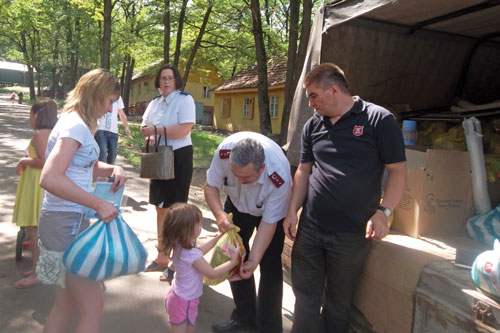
[219,149,231,159]
[353,125,364,136]
[269,172,285,188]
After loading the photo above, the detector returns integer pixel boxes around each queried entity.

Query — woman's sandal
[145,261,168,272]
[13,277,40,289]
[159,267,175,282]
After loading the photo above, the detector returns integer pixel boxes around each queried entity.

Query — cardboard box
[353,233,455,333]
[392,148,475,238]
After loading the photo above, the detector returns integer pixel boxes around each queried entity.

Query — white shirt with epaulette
[141,90,195,150]
[206,131,292,224]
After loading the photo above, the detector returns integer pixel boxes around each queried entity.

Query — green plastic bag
[203,214,246,286]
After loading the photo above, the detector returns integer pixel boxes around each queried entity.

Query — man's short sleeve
[206,147,226,189]
[300,118,314,163]
[376,115,406,164]
[261,181,291,223]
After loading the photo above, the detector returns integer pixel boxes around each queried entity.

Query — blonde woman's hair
[63,68,120,132]
[159,203,202,257]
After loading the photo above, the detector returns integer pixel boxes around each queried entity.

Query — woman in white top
[39,68,127,333]
[140,64,195,274]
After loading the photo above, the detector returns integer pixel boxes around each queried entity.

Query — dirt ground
[187,168,215,211]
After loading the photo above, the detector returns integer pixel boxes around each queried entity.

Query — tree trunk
[163,0,171,64]
[173,0,188,68]
[250,0,272,137]
[66,16,79,91]
[280,0,312,144]
[182,2,213,90]
[279,0,300,144]
[122,55,135,114]
[51,39,59,99]
[101,0,112,69]
[20,32,36,100]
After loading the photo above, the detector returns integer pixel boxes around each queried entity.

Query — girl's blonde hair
[159,203,202,257]
[63,68,120,132]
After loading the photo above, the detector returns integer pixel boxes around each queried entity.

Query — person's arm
[40,138,118,222]
[283,162,312,241]
[204,181,234,232]
[140,123,193,138]
[365,161,407,239]
[198,232,224,255]
[117,108,131,137]
[238,221,276,280]
[192,245,239,279]
[16,130,50,173]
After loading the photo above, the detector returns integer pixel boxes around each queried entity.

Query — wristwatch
[378,205,392,217]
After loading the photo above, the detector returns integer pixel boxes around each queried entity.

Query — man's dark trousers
[291,215,372,333]
[224,198,285,333]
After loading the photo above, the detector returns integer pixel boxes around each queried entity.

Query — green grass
[117,122,227,168]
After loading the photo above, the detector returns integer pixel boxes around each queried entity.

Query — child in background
[160,203,240,333]
[10,92,16,104]
[12,98,58,289]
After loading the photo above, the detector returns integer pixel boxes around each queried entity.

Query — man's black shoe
[211,319,258,332]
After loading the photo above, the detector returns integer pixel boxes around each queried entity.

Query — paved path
[0,93,294,332]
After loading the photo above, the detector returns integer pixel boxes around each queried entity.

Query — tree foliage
[0,0,318,135]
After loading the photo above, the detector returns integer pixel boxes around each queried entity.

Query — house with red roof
[212,58,287,134]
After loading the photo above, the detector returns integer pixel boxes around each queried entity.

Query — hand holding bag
[140,125,175,180]
[203,213,246,286]
[62,210,148,281]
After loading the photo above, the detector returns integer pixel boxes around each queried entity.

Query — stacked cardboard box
[392,148,475,238]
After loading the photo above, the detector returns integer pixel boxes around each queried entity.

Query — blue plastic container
[402,120,417,146]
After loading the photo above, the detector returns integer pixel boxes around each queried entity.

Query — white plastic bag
[463,117,491,214]
[472,239,500,300]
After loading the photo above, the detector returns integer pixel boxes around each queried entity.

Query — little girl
[160,203,240,333]
[12,98,58,289]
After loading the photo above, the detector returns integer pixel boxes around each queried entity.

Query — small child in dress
[12,98,58,289]
[10,92,16,104]
[160,203,240,333]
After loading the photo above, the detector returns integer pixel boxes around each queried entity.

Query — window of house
[203,86,210,99]
[138,83,141,96]
[243,97,254,119]
[270,96,279,118]
[222,97,231,118]
[130,87,134,98]
[144,81,149,100]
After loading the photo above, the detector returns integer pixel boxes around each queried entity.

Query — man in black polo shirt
[284,63,407,333]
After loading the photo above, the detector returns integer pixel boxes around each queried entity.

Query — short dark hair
[154,64,183,90]
[304,63,349,93]
[32,98,58,129]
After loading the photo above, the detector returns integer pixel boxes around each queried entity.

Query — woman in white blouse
[140,64,195,278]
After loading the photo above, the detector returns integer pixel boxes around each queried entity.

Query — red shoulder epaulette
[219,149,231,159]
[269,172,284,188]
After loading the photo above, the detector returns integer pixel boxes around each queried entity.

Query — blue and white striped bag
[62,212,148,281]
[466,205,500,246]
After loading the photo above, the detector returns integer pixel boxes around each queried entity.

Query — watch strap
[378,205,392,217]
